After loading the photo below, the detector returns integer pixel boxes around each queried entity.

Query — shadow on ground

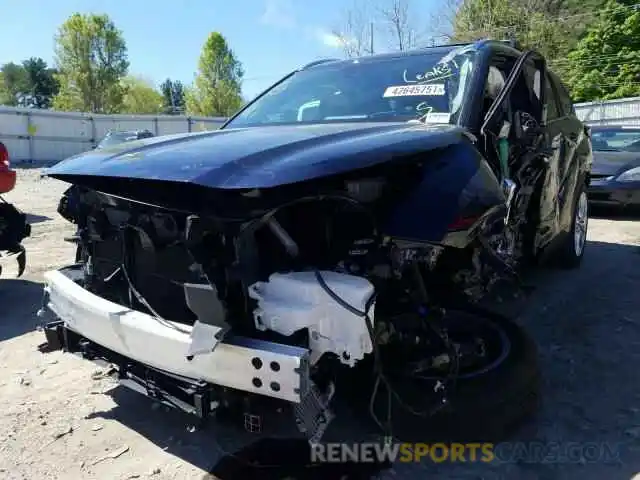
[52,239,640,479]
[13,161,59,170]
[589,205,640,221]
[27,213,52,224]
[0,277,43,342]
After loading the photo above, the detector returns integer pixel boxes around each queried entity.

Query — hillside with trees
[332,0,640,102]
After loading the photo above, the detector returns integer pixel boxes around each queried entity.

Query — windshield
[97,132,139,148]
[591,128,640,152]
[226,47,477,128]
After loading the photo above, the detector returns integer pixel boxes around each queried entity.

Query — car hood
[592,150,640,176]
[45,122,467,189]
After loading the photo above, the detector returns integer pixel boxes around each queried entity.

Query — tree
[0,62,28,106]
[121,76,164,114]
[449,0,607,80]
[379,0,419,51]
[564,0,640,101]
[0,59,58,108]
[331,0,375,57]
[52,13,129,113]
[0,72,8,105]
[21,57,59,109]
[160,78,186,114]
[332,0,423,57]
[185,32,244,117]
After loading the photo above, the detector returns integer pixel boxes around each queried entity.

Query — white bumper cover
[43,268,310,403]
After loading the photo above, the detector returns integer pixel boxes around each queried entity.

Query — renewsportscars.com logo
[310,442,621,464]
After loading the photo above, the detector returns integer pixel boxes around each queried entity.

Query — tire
[553,182,588,269]
[337,309,540,444]
[391,311,539,443]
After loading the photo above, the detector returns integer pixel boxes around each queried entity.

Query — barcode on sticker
[383,84,445,97]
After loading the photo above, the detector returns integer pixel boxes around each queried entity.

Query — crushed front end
[39,134,515,442]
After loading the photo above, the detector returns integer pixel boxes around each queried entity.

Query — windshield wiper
[367,111,408,119]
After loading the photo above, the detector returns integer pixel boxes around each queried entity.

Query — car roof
[300,40,522,71]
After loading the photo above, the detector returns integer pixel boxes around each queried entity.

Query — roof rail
[421,41,470,50]
[498,38,522,50]
[301,58,340,69]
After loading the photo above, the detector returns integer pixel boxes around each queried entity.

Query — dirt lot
[1,168,640,480]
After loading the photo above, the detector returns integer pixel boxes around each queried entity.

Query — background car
[587,125,640,210]
[0,141,16,194]
[94,129,154,149]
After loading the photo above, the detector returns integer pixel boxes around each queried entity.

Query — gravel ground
[1,169,639,480]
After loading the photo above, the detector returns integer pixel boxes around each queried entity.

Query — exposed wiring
[243,192,462,438]
[119,263,192,334]
[314,269,460,440]
[115,224,192,334]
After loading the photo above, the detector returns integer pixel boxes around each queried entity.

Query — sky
[0,0,445,101]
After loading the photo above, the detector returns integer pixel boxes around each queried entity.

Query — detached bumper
[587,179,640,208]
[41,267,311,407]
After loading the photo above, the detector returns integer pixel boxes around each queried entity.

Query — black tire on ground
[338,309,540,444]
[552,181,589,269]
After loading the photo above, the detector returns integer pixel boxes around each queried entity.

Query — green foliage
[453,0,572,61]
[52,13,129,113]
[564,0,640,102]
[160,78,186,114]
[0,58,59,108]
[185,32,244,117]
[22,58,60,109]
[0,62,28,106]
[121,76,164,114]
[451,0,609,81]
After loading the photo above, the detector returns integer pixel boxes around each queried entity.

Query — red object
[447,215,480,231]
[0,142,17,194]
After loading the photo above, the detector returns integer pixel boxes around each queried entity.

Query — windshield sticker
[413,112,451,124]
[403,63,454,84]
[383,84,445,97]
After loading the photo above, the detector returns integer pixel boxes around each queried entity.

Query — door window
[549,72,575,117]
[544,73,562,121]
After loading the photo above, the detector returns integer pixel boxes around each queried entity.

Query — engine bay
[53,156,535,441]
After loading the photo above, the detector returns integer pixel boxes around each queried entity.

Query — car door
[479,50,577,250]
[523,67,566,246]
[546,73,591,232]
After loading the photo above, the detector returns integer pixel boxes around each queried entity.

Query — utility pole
[370,22,374,55]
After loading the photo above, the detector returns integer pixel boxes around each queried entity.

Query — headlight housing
[616,166,640,182]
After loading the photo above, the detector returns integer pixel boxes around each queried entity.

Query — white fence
[0,106,228,165]
[574,97,640,126]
